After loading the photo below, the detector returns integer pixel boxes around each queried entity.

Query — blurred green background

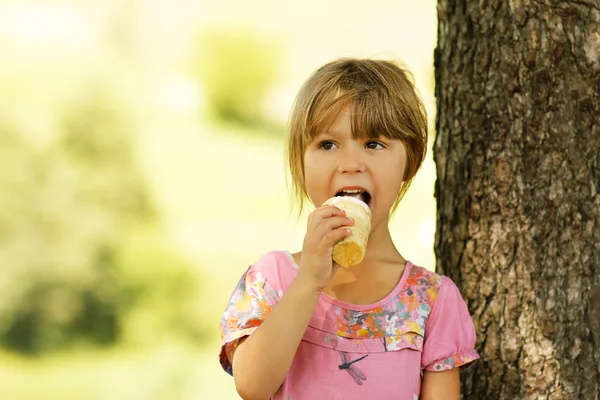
[0,0,437,398]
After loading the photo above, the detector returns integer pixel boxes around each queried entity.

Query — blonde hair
[286,58,428,216]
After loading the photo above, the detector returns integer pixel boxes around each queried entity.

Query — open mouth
[335,188,372,206]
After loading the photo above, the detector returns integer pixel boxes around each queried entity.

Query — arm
[231,205,352,400]
[232,274,321,400]
[420,276,480,399]
[420,368,460,400]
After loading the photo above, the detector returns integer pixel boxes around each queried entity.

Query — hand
[297,205,354,291]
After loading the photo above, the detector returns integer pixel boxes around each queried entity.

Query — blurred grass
[0,341,238,400]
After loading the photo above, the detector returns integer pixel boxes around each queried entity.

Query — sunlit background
[0,0,437,398]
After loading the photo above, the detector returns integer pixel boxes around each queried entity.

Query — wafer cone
[322,196,371,268]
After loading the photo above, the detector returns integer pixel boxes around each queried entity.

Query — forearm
[232,273,321,400]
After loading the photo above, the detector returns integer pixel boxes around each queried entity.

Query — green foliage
[0,84,205,355]
[193,28,283,128]
[113,228,207,346]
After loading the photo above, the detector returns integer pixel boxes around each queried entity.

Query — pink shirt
[220,251,479,399]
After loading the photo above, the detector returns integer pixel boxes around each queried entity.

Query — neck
[345,219,404,274]
[366,227,396,258]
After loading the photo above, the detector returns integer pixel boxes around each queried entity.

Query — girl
[219,58,479,400]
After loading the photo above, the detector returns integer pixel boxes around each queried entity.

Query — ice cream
[322,196,371,268]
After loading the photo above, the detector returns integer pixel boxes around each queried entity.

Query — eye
[365,141,385,150]
[318,140,337,150]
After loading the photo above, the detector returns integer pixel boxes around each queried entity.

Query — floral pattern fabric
[219,269,281,375]
[219,250,480,399]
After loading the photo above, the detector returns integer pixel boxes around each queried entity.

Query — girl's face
[303,105,407,231]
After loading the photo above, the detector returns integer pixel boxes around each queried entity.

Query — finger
[307,206,346,231]
[315,216,354,240]
[321,226,353,248]
[311,205,346,221]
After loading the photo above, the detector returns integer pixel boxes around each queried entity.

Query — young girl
[219,58,479,400]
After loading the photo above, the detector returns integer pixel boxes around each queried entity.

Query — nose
[337,146,365,173]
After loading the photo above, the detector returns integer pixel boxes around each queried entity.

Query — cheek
[379,152,407,203]
[382,171,404,201]
[303,153,337,208]
[303,153,322,202]
[304,170,324,195]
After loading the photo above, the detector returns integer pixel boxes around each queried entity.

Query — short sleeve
[421,276,480,372]
[219,265,281,375]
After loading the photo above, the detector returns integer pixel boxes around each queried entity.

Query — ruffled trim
[302,325,423,354]
[425,348,480,372]
[219,327,260,375]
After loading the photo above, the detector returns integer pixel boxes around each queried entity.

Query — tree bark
[434,1,600,399]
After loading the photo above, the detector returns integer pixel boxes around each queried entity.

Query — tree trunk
[433,1,600,399]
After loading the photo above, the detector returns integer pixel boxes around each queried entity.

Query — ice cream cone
[322,196,371,268]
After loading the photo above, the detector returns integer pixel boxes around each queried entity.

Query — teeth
[340,189,364,193]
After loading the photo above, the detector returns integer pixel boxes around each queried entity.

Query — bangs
[304,84,415,145]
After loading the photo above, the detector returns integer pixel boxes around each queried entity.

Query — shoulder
[411,266,472,334]
[407,263,443,286]
[405,263,443,300]
[246,250,297,291]
[405,263,462,307]
[250,250,296,275]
